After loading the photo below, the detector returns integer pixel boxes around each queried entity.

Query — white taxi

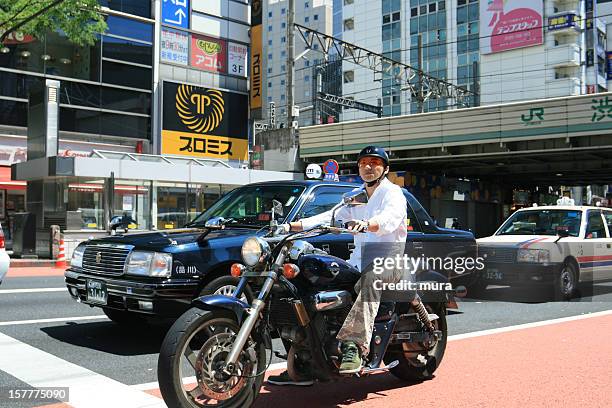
[476,205,612,299]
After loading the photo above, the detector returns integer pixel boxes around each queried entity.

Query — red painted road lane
[31,313,612,408]
[6,267,65,278]
[254,314,612,408]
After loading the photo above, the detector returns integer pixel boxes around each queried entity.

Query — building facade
[337,0,609,121]
[261,0,334,126]
[2,1,294,254]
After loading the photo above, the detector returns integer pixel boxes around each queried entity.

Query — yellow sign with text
[161,130,248,161]
[250,24,262,109]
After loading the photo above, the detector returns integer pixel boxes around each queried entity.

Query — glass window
[305,16,309,23]
[43,32,101,81]
[0,72,36,99]
[60,107,101,135]
[188,184,306,226]
[102,60,152,89]
[468,3,479,21]
[297,186,354,218]
[0,99,27,127]
[111,179,151,230]
[61,81,101,108]
[457,6,467,24]
[586,211,607,238]
[314,14,319,20]
[100,87,151,115]
[156,182,188,229]
[604,211,612,233]
[66,178,105,230]
[100,112,149,139]
[99,0,151,19]
[105,15,153,43]
[0,35,45,74]
[102,36,152,66]
[497,210,583,237]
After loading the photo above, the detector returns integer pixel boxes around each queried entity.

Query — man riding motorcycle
[269,146,433,385]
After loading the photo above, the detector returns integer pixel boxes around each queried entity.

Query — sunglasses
[358,157,385,167]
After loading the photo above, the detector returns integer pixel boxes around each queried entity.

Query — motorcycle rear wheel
[386,303,447,381]
[158,308,266,408]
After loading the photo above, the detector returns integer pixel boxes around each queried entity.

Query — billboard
[228,42,248,77]
[250,0,263,111]
[191,34,227,73]
[162,82,248,161]
[480,0,543,54]
[161,27,189,65]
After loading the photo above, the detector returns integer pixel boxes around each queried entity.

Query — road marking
[447,309,612,341]
[0,288,66,294]
[0,332,166,408]
[129,309,612,391]
[0,315,107,327]
[130,362,289,391]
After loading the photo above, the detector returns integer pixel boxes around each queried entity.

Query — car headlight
[241,237,271,267]
[517,248,550,263]
[71,245,85,268]
[125,251,173,277]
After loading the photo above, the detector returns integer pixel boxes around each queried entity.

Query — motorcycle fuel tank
[296,254,361,291]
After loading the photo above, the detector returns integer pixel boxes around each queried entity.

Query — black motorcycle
[157,191,454,408]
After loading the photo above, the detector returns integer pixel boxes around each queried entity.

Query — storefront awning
[11,151,300,185]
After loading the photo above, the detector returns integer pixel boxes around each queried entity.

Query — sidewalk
[6,266,66,278]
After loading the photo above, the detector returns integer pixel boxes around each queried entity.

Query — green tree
[0,0,106,46]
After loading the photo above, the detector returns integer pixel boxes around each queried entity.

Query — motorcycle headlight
[125,251,173,277]
[241,237,271,267]
[71,244,85,268]
[517,248,550,263]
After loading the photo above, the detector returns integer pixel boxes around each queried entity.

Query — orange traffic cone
[56,237,67,269]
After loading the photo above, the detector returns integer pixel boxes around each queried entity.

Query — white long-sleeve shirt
[300,178,407,270]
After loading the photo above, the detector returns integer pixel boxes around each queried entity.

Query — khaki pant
[336,244,408,355]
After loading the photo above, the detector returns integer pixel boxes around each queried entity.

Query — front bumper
[64,269,200,317]
[479,262,563,286]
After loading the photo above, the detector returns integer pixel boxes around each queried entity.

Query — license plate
[86,280,108,305]
[485,269,503,280]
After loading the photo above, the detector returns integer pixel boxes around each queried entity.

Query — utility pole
[417,34,424,114]
[287,0,296,131]
[472,60,480,107]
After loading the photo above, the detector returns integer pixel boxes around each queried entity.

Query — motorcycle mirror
[342,189,368,206]
[272,199,284,217]
[205,216,226,229]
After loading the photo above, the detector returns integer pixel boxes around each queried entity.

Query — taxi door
[582,210,612,282]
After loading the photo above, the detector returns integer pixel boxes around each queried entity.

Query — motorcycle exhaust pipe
[314,290,352,312]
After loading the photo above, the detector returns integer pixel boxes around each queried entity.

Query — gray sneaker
[267,370,314,386]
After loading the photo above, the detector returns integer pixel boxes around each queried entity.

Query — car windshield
[186,184,306,227]
[497,209,582,237]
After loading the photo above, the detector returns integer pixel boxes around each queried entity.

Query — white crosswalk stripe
[0,332,166,408]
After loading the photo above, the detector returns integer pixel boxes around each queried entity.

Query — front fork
[223,248,288,375]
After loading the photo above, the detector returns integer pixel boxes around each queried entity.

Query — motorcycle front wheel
[158,308,266,408]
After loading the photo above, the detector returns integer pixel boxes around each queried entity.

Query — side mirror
[556,228,570,238]
[342,189,368,206]
[205,216,226,229]
[272,199,284,217]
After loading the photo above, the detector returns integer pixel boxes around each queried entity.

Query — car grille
[82,244,132,276]
[480,247,516,264]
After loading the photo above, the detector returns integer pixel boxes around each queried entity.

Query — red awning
[0,166,26,191]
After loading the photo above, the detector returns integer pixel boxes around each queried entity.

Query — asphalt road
[0,273,611,407]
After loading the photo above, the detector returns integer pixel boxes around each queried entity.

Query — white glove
[345,219,369,233]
